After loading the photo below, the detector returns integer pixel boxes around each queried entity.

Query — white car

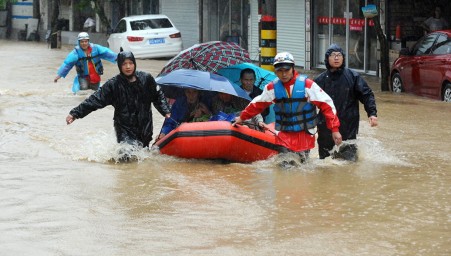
[107,14,183,59]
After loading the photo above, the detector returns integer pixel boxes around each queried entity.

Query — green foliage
[73,0,92,10]
[71,0,130,31]
[0,0,17,10]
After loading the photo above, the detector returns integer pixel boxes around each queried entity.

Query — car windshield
[432,40,451,55]
[413,34,437,55]
[130,18,173,31]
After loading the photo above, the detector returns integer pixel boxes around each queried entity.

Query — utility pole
[50,0,60,33]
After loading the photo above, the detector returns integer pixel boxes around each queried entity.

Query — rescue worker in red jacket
[233,52,342,161]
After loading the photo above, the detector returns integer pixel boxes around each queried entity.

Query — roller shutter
[161,0,200,50]
[276,0,306,68]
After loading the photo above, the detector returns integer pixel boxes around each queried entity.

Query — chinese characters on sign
[317,16,375,31]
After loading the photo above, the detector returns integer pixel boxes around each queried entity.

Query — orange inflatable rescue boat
[154,121,287,163]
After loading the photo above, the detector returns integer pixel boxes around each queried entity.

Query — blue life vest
[74,43,104,77]
[273,75,318,133]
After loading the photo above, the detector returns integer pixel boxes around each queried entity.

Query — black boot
[332,143,358,161]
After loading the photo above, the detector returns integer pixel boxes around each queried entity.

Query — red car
[390,30,451,102]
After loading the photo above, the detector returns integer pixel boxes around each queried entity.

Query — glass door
[203,0,249,49]
[313,0,377,73]
[314,0,332,67]
[314,0,348,67]
[348,0,377,72]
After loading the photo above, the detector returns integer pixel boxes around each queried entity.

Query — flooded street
[0,39,450,255]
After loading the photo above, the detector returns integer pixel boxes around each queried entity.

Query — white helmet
[77,32,90,41]
[273,52,295,66]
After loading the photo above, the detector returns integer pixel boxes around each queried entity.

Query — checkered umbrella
[158,41,251,76]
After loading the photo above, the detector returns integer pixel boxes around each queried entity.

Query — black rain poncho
[314,44,377,158]
[69,52,170,147]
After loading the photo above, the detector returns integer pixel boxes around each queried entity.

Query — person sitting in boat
[212,92,247,114]
[156,88,211,141]
[211,92,265,130]
[239,68,269,120]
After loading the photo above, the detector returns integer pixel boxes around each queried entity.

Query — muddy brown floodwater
[0,40,450,255]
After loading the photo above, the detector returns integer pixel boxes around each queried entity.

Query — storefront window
[203,0,249,48]
[315,0,331,66]
[348,0,377,71]
[313,0,377,74]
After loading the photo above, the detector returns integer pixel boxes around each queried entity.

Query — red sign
[317,16,374,26]
[350,25,363,31]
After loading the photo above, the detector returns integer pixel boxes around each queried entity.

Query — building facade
[3,0,450,76]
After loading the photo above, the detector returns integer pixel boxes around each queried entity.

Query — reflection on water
[0,40,450,255]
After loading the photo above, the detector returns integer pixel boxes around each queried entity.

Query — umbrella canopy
[158,41,251,76]
[156,69,252,101]
[217,62,277,90]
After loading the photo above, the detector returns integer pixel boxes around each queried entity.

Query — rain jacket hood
[325,44,345,70]
[117,51,137,78]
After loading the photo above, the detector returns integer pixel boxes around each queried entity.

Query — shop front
[313,0,378,74]
[201,0,250,49]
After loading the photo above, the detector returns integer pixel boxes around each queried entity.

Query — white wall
[11,0,34,31]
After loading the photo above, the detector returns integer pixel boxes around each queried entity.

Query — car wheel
[443,83,451,102]
[391,73,404,93]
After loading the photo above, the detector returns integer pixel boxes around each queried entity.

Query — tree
[91,0,111,31]
[1,0,17,39]
[0,0,16,10]
[76,0,129,32]
[50,0,60,32]
[369,1,390,91]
